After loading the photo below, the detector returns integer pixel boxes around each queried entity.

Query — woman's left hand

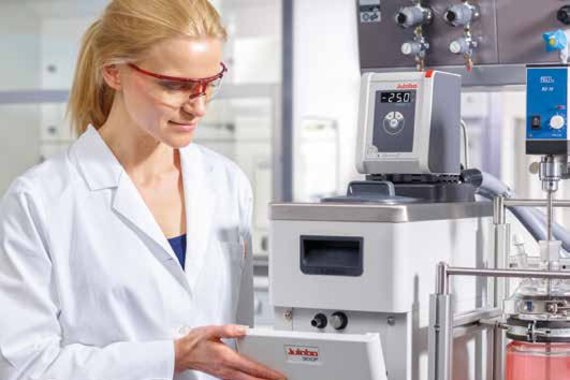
[174,324,286,380]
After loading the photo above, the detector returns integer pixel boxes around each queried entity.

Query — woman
[0,1,283,379]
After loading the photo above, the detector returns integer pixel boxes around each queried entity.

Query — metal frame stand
[428,196,570,380]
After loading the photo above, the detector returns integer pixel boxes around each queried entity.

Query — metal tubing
[446,266,570,280]
[492,196,508,380]
[435,264,570,380]
[492,222,509,316]
[503,199,570,207]
[436,262,449,294]
[493,196,505,224]
[547,191,554,241]
[493,328,505,380]
[492,195,508,303]
[428,294,453,380]
[492,223,510,301]
[281,0,294,202]
[491,197,509,380]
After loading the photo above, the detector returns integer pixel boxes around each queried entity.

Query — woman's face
[117,37,224,148]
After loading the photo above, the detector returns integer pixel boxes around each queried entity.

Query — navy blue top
[168,234,187,270]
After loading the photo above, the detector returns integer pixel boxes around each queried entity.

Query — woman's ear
[101,64,122,90]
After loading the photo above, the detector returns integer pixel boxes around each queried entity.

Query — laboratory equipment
[428,64,570,380]
[267,70,494,380]
[503,64,570,380]
[394,3,432,71]
[355,70,461,177]
[265,66,570,379]
[236,330,387,380]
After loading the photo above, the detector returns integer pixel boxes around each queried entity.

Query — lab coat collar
[71,125,216,296]
[111,143,216,297]
[111,144,216,296]
[71,125,123,191]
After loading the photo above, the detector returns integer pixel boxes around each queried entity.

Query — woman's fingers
[176,324,286,379]
[203,324,248,340]
[226,349,286,380]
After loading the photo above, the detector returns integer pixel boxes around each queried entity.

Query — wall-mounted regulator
[395,3,433,71]
[444,1,480,71]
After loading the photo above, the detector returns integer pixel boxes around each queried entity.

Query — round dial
[330,312,349,330]
[550,115,565,130]
[401,42,415,56]
[449,40,465,54]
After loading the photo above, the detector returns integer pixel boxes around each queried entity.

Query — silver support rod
[428,294,453,380]
[493,328,504,380]
[547,191,554,241]
[432,261,570,380]
[428,262,570,294]
[492,196,508,380]
[446,266,570,280]
[436,262,449,294]
[493,196,506,224]
[503,199,570,207]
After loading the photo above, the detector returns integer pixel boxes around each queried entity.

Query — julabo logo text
[397,83,418,89]
[285,346,320,363]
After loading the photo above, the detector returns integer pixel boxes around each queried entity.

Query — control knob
[330,312,349,330]
[444,3,479,27]
[395,5,433,29]
[550,115,565,130]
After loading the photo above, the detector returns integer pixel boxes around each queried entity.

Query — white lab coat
[0,126,254,380]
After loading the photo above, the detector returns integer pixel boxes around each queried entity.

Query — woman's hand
[174,324,286,380]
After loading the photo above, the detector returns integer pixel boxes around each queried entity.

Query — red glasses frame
[127,62,228,99]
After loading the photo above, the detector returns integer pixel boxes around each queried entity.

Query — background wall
[0,4,42,193]
[293,0,361,201]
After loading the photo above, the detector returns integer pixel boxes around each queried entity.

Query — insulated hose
[478,171,570,255]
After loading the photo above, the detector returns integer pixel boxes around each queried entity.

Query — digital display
[380,91,415,103]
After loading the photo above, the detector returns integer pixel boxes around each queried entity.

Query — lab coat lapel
[73,126,192,294]
[71,126,196,293]
[112,171,193,295]
[181,145,215,291]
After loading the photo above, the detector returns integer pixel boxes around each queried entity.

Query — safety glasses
[127,62,228,103]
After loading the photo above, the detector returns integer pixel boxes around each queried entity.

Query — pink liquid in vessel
[506,341,570,380]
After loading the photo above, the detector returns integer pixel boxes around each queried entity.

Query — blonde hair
[68,0,227,136]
